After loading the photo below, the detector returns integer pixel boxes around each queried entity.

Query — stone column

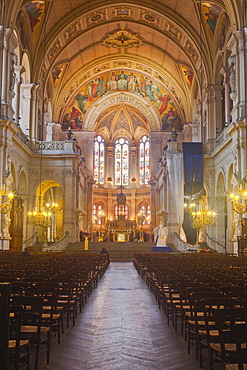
[12,65,23,126]
[63,167,77,242]
[0,27,11,119]
[30,84,38,140]
[236,28,247,119]
[221,67,232,126]
[85,178,95,240]
[19,83,34,136]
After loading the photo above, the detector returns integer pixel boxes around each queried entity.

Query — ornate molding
[102,29,142,48]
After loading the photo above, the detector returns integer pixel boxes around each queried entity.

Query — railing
[171,232,198,253]
[22,232,37,249]
[215,130,228,148]
[206,232,226,253]
[46,232,69,252]
[30,141,77,154]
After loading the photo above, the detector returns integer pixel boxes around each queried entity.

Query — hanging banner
[182,142,203,200]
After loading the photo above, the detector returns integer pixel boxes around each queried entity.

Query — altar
[106,217,136,242]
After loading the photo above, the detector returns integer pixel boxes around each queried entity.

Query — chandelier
[0,187,14,214]
[191,196,216,230]
[184,199,196,214]
[28,196,52,228]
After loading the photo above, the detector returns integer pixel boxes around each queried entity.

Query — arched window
[115,138,129,185]
[138,204,150,224]
[114,204,129,220]
[94,136,105,184]
[92,203,105,225]
[139,136,150,185]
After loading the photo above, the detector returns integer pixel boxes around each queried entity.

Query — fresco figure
[145,80,156,101]
[162,108,181,131]
[118,75,128,90]
[158,94,171,115]
[108,72,118,91]
[117,71,128,90]
[127,72,138,91]
[139,76,147,96]
[25,2,43,32]
[94,77,104,97]
[150,81,160,96]
[75,94,88,113]
[183,69,194,86]
[88,80,100,101]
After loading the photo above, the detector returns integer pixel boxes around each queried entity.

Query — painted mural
[202,3,222,35]
[62,70,182,132]
[24,1,44,33]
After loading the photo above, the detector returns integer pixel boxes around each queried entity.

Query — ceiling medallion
[102,29,142,48]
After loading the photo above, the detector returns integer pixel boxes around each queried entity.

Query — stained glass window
[139,136,150,185]
[94,135,105,184]
[93,204,105,225]
[138,204,150,224]
[115,138,129,185]
[114,204,129,220]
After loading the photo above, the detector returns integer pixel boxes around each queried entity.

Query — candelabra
[229,174,247,214]
[191,196,216,241]
[138,211,146,242]
[0,187,14,214]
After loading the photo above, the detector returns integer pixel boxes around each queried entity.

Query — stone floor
[40,262,201,370]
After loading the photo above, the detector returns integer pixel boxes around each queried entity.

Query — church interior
[0,0,246,255]
[1,0,247,369]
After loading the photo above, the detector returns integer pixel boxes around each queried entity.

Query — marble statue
[156,224,168,247]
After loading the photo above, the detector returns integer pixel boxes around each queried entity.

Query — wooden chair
[26,286,61,345]
[198,297,241,368]
[209,307,246,370]
[224,323,247,370]
[13,295,51,370]
[9,305,30,370]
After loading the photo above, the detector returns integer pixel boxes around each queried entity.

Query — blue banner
[182,142,203,199]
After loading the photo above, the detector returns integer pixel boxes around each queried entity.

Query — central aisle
[41,262,200,370]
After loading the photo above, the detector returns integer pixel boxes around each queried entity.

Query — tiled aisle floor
[40,262,201,370]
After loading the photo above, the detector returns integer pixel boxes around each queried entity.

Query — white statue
[182,123,192,142]
[156,224,168,247]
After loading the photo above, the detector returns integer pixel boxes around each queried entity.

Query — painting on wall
[181,66,194,87]
[61,70,183,132]
[24,1,45,33]
[202,3,222,35]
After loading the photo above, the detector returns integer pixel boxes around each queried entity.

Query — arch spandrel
[84,92,161,132]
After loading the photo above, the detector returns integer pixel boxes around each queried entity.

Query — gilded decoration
[102,29,142,48]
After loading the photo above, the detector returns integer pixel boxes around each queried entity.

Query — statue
[156,224,168,247]
[182,123,192,142]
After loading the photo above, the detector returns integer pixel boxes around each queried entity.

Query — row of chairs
[0,251,110,370]
[134,252,247,370]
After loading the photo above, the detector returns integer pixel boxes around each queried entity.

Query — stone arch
[18,170,28,195]
[21,52,31,83]
[84,92,161,132]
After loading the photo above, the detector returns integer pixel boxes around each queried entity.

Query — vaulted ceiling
[6,1,243,124]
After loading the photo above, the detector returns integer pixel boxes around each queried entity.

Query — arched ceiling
[8,0,241,126]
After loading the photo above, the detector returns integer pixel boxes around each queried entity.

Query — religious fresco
[24,1,44,34]
[202,3,222,35]
[61,70,182,132]
[52,65,65,86]
[181,66,194,87]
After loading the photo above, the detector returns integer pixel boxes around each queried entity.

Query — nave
[40,262,200,370]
